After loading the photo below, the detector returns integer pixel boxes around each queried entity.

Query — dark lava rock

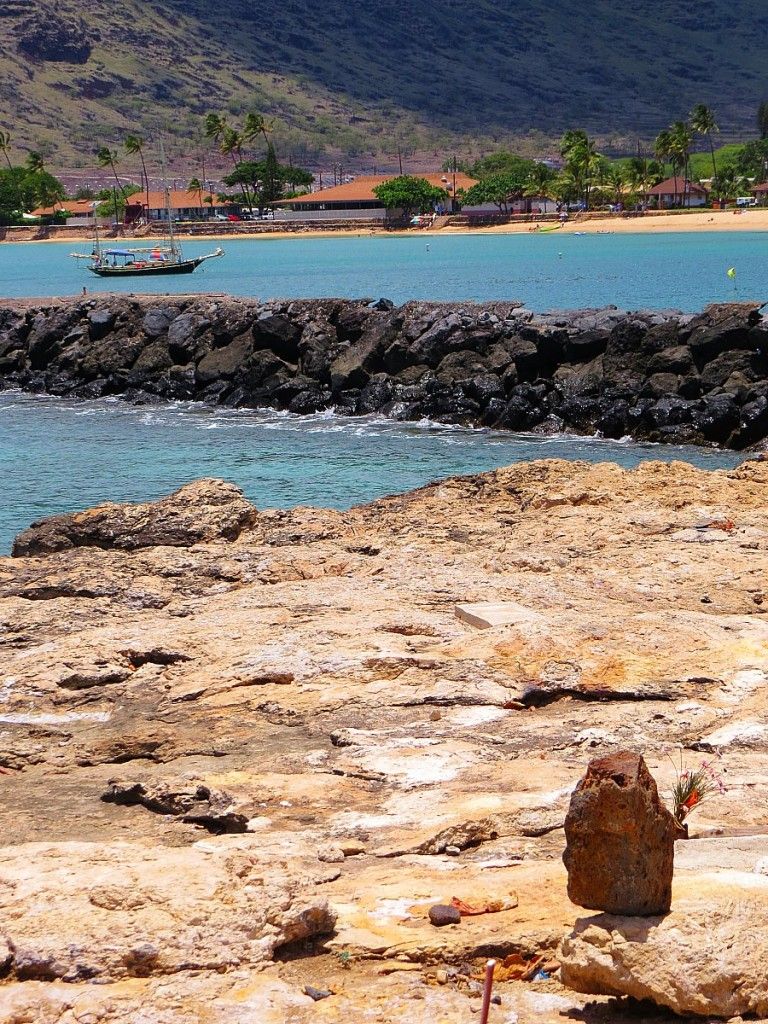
[563,751,677,916]
[735,395,768,447]
[687,302,762,366]
[647,345,694,375]
[695,393,740,443]
[597,399,630,439]
[88,309,117,341]
[699,350,757,391]
[334,304,369,342]
[330,315,401,391]
[509,338,540,381]
[253,314,301,361]
[643,372,681,398]
[196,332,253,384]
[359,378,393,413]
[142,308,175,339]
[12,479,258,556]
[429,904,461,927]
[167,313,211,363]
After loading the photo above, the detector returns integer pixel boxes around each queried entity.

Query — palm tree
[668,121,694,207]
[125,134,150,216]
[690,104,719,184]
[205,112,251,212]
[524,162,554,202]
[654,129,677,206]
[758,101,768,141]
[204,112,228,146]
[243,112,274,152]
[188,176,205,218]
[26,150,45,175]
[0,130,13,172]
[219,126,252,211]
[96,146,125,226]
[711,164,744,204]
[552,169,580,207]
[560,130,600,209]
[602,165,627,206]
[23,151,64,211]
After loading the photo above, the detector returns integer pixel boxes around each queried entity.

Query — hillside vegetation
[1,0,767,168]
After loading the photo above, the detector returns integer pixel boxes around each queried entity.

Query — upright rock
[562,751,676,915]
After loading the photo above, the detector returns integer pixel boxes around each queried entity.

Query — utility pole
[397,145,403,175]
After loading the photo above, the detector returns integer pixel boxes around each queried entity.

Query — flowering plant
[670,756,726,825]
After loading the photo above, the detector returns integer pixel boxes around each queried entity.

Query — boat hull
[88,259,201,277]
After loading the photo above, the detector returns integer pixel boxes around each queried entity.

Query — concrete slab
[455,601,546,629]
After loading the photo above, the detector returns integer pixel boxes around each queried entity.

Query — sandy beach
[4,206,767,245]
[452,206,768,235]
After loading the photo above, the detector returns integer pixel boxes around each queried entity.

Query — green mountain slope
[2,0,767,168]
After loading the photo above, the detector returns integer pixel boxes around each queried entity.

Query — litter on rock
[450,894,517,916]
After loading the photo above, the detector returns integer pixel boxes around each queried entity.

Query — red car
[227,214,241,222]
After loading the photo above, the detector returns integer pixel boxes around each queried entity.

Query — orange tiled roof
[30,199,99,216]
[126,189,231,210]
[646,177,708,196]
[32,191,231,215]
[280,173,477,205]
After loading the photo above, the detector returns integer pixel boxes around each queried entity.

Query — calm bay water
[0,390,741,554]
[0,230,765,309]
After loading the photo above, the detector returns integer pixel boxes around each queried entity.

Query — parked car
[227,214,241,222]
[213,213,228,221]
[736,196,756,208]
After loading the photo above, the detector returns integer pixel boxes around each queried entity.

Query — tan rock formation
[560,873,768,1017]
[1,841,335,983]
[2,457,768,1019]
[11,478,258,556]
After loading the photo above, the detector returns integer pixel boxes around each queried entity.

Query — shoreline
[3,207,768,244]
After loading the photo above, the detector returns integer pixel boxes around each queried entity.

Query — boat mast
[159,138,180,259]
[92,205,102,261]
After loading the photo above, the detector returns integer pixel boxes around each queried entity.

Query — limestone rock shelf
[2,458,768,1020]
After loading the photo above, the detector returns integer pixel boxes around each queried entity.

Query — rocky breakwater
[3,459,768,1021]
[1,294,768,447]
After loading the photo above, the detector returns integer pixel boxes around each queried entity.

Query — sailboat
[71,144,224,277]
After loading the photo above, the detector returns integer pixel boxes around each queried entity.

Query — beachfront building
[124,190,235,224]
[461,194,558,220]
[644,178,709,208]
[29,199,105,226]
[278,173,477,221]
[751,182,768,204]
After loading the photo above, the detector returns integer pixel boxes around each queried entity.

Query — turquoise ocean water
[0,391,741,554]
[0,231,759,552]
[0,230,765,309]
